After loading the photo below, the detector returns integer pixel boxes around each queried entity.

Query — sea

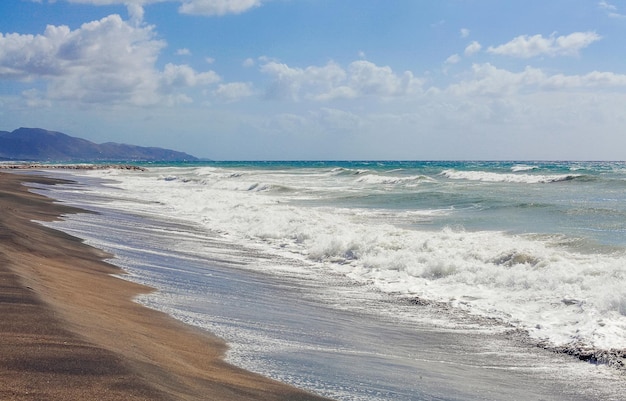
[27,161,626,400]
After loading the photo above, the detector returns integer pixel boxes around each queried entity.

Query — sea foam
[441,169,581,183]
[63,164,626,357]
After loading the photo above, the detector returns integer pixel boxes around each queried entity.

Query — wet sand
[0,171,331,401]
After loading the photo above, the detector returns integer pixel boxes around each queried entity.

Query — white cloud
[460,28,470,38]
[599,1,617,11]
[214,82,254,102]
[260,60,422,102]
[314,86,357,102]
[125,2,145,24]
[0,15,164,103]
[176,48,192,56]
[0,14,222,106]
[464,41,482,56]
[447,63,546,97]
[445,63,626,98]
[542,70,626,89]
[598,0,626,16]
[178,0,262,16]
[64,0,153,20]
[348,60,422,98]
[260,61,347,101]
[65,0,138,4]
[445,54,461,65]
[64,0,263,16]
[487,31,601,58]
[242,57,255,67]
[161,63,221,87]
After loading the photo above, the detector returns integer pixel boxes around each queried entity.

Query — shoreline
[0,163,147,171]
[0,171,331,401]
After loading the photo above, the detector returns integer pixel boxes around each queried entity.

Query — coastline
[0,163,147,171]
[0,171,331,401]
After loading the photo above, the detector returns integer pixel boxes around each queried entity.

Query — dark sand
[0,172,331,401]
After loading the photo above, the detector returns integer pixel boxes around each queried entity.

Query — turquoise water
[139,160,626,246]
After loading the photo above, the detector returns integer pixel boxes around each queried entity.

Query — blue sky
[1,0,626,160]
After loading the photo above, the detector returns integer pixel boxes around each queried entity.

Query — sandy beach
[0,171,331,401]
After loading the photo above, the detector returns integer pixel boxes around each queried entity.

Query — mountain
[0,128,198,162]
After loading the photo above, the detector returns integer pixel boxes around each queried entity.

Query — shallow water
[34,170,626,401]
[51,162,626,353]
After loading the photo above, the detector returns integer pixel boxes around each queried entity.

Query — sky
[1,0,626,160]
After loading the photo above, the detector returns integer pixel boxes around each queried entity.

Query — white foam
[355,173,435,186]
[441,169,581,184]
[511,164,539,172]
[64,167,626,352]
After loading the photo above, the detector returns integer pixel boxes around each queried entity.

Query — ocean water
[32,161,626,400]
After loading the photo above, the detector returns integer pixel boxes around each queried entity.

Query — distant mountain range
[0,127,198,162]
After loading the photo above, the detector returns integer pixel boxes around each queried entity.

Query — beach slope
[0,172,330,401]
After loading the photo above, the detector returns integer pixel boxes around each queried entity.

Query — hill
[0,128,198,162]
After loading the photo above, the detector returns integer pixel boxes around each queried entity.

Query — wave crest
[441,169,583,184]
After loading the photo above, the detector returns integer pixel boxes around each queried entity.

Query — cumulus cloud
[447,64,545,97]
[446,63,626,98]
[161,63,220,87]
[260,61,347,101]
[0,14,221,105]
[214,82,254,102]
[460,28,470,38]
[260,60,422,101]
[487,31,602,58]
[125,2,145,24]
[464,41,482,56]
[348,61,421,97]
